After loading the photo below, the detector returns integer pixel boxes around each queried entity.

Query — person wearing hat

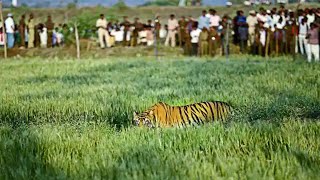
[247,10,258,52]
[5,13,15,48]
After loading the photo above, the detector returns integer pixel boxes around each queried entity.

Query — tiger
[133,101,233,128]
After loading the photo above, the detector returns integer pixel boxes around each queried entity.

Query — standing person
[178,16,187,47]
[45,15,54,48]
[96,14,110,49]
[184,28,192,56]
[221,15,232,56]
[237,10,248,53]
[120,16,131,47]
[247,10,258,51]
[0,26,4,47]
[18,15,26,49]
[198,10,210,30]
[208,26,218,56]
[232,11,241,45]
[5,13,15,49]
[154,16,161,41]
[146,25,154,46]
[258,22,267,56]
[275,17,285,56]
[165,14,178,47]
[298,18,308,55]
[199,27,209,56]
[35,23,41,48]
[286,11,297,55]
[306,23,319,62]
[208,9,220,29]
[307,9,315,29]
[39,24,47,48]
[131,18,141,47]
[186,16,194,33]
[190,25,201,56]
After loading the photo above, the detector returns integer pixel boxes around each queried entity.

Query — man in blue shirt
[198,10,210,30]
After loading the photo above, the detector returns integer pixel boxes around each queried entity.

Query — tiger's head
[133,111,155,128]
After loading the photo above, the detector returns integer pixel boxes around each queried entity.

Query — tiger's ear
[133,111,139,117]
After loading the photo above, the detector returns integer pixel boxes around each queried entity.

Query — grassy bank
[0,56,319,179]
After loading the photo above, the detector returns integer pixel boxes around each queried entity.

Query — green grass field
[0,56,319,179]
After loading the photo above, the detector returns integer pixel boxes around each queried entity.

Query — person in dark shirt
[46,15,54,48]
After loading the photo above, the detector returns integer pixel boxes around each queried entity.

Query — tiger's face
[133,111,154,128]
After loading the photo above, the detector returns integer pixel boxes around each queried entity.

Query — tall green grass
[0,56,319,179]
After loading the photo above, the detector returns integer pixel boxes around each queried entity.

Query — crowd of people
[0,5,319,62]
[0,14,70,49]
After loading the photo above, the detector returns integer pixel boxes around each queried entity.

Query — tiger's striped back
[133,101,233,128]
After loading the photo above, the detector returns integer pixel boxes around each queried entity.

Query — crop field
[0,56,319,179]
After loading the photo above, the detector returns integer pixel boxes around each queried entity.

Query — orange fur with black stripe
[133,101,233,128]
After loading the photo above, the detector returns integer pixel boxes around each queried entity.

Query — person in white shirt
[190,26,201,56]
[96,14,110,49]
[247,10,258,47]
[208,9,220,28]
[111,28,124,44]
[159,25,167,39]
[298,18,308,55]
[139,26,147,45]
[5,13,15,48]
[306,11,315,29]
[39,24,47,48]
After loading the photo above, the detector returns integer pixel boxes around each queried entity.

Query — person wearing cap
[5,13,15,48]
[247,10,258,51]
[27,14,35,48]
[306,23,319,62]
[96,14,110,49]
